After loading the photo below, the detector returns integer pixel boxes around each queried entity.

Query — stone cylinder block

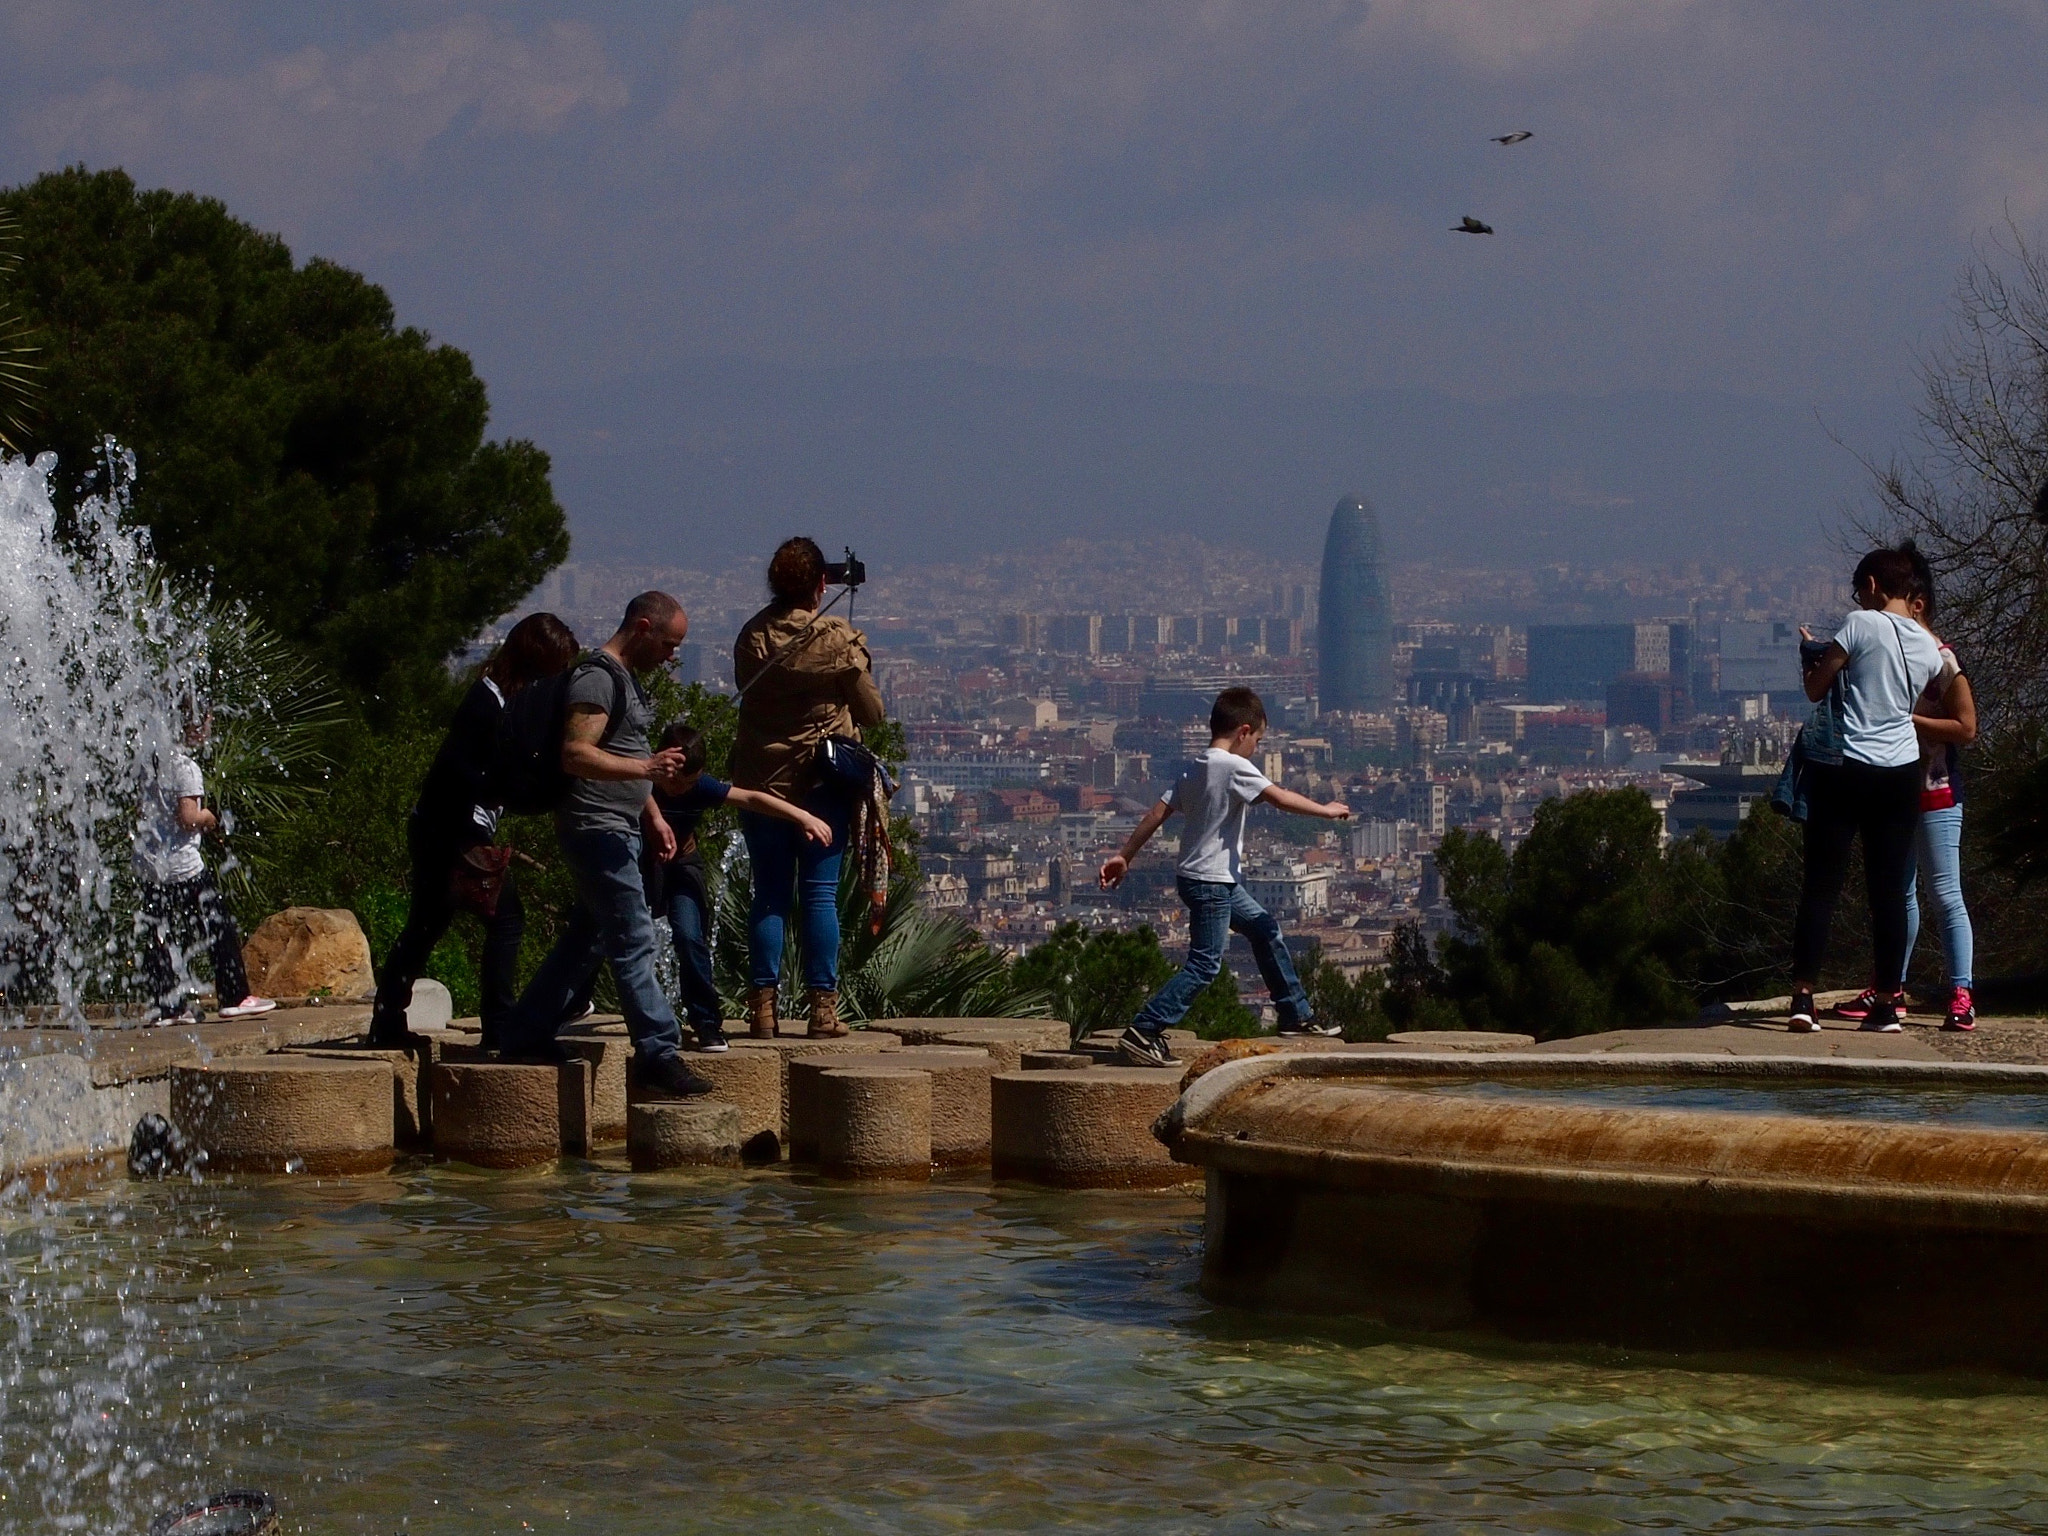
[818,1066,932,1180]
[1081,1029,1202,1063]
[936,1023,1070,1072]
[291,1044,429,1149]
[1021,1050,1098,1071]
[430,1060,588,1169]
[888,1019,1071,1050]
[558,1033,631,1144]
[991,1069,1197,1188]
[170,1057,395,1174]
[628,1100,744,1170]
[789,1047,992,1166]
[729,1032,903,1140]
[678,1048,784,1162]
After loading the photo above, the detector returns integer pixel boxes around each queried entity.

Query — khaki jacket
[729,602,887,799]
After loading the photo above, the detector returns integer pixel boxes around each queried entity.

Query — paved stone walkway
[1539,1011,2048,1064]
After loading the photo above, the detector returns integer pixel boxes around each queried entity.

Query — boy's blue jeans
[1133,877,1312,1034]
[741,792,851,992]
[504,823,682,1063]
[660,858,722,1033]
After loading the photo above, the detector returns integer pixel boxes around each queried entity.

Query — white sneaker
[218,995,278,1019]
[1786,990,1818,1032]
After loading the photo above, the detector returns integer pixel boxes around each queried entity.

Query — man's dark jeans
[1132,877,1312,1034]
[504,823,683,1064]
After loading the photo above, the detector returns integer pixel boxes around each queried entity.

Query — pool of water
[8,1160,2048,1534]
[1376,1077,2048,1132]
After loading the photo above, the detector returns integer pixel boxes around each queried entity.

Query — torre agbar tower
[1317,494,1394,711]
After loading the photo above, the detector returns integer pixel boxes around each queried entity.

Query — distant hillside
[491,357,1913,571]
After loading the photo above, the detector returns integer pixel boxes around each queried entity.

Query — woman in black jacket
[368,613,580,1047]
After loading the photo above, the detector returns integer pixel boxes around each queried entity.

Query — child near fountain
[1096,687,1350,1066]
[133,705,275,1024]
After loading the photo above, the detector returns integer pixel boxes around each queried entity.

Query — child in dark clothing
[645,723,833,1050]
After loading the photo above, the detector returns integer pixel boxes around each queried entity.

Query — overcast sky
[6,2,2045,562]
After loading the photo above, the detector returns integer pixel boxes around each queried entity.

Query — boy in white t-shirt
[1098,687,1351,1068]
[132,708,275,1024]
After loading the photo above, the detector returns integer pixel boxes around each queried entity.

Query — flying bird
[1452,216,1494,235]
[1492,131,1534,145]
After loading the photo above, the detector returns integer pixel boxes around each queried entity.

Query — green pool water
[1384,1076,2048,1132]
[8,1161,2048,1533]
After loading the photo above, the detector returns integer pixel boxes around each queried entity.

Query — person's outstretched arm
[726,785,834,845]
[562,704,687,782]
[1256,784,1351,820]
[1100,800,1175,888]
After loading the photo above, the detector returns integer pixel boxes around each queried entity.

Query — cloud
[20,13,627,195]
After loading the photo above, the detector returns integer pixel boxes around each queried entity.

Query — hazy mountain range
[493,357,1917,572]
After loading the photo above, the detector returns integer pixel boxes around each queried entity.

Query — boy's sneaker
[1860,999,1904,1033]
[1943,986,1977,1032]
[1276,1020,1343,1038]
[218,995,278,1019]
[690,1023,731,1053]
[1787,990,1818,1032]
[1116,1027,1177,1069]
[629,1053,716,1101]
[1830,988,1880,1023]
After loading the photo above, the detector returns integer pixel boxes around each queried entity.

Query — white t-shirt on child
[1834,608,1942,770]
[134,749,206,883]
[1162,747,1274,883]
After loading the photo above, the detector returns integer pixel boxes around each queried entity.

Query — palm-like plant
[709,843,1049,1022]
[198,605,345,899]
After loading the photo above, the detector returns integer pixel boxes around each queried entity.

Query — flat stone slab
[1021,1050,1098,1071]
[818,1065,931,1180]
[430,1060,590,1168]
[992,1068,1196,1188]
[1,1053,168,1184]
[171,1056,395,1174]
[0,1003,373,1087]
[887,1018,1071,1051]
[1525,1021,1948,1061]
[1385,1031,1536,1051]
[629,1100,743,1170]
[937,1023,1073,1072]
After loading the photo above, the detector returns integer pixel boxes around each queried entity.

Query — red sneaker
[1943,986,1976,1032]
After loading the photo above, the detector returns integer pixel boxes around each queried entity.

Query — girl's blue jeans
[741,792,850,992]
[1902,804,1973,989]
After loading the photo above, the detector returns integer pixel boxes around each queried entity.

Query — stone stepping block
[934,1024,1074,1072]
[991,1068,1197,1188]
[558,1033,632,1143]
[1021,1050,1099,1071]
[675,1049,784,1163]
[430,1059,592,1169]
[727,1031,904,1137]
[888,1018,1071,1052]
[817,1066,931,1180]
[170,1057,395,1175]
[789,1047,994,1167]
[292,1044,430,1149]
[628,1100,743,1170]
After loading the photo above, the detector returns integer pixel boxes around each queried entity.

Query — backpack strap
[577,652,635,750]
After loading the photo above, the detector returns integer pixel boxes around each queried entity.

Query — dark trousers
[141,872,249,1016]
[1793,758,1923,987]
[373,814,525,1040]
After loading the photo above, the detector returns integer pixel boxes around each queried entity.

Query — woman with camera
[730,537,884,1039]
[368,611,580,1048]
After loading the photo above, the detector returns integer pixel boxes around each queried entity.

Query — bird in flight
[1492,131,1533,145]
[1452,216,1494,235]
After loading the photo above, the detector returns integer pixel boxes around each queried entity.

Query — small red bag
[449,844,516,918]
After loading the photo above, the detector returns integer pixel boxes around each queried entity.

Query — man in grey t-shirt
[501,591,716,1100]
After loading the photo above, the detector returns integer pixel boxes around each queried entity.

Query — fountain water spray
[0,446,209,1018]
